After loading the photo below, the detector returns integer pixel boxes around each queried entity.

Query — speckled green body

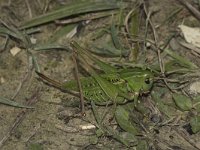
[62,68,154,105]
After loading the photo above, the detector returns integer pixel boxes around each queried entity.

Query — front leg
[127,92,139,107]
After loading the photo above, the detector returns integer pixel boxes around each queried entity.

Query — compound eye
[145,78,150,84]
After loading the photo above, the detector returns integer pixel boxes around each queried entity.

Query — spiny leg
[71,46,85,116]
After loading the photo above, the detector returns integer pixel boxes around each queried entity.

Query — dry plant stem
[191,50,200,58]
[11,53,34,100]
[143,2,176,93]
[0,35,8,52]
[143,9,152,53]
[72,50,85,116]
[0,89,40,149]
[175,128,200,150]
[25,0,32,18]
[143,2,164,74]
[179,40,200,54]
[25,121,43,142]
[11,69,32,100]
[154,138,174,150]
[123,9,136,52]
[36,0,42,9]
[124,8,137,35]
[42,0,51,13]
[178,0,200,20]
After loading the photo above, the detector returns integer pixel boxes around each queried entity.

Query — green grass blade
[20,1,119,29]
[31,55,40,72]
[0,27,23,40]
[0,26,32,47]
[0,96,33,108]
[33,43,70,51]
[92,44,129,57]
[165,49,198,69]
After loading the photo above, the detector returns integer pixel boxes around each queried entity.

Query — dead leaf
[179,25,200,48]
[10,46,21,56]
[189,81,200,95]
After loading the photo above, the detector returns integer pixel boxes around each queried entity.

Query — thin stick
[11,70,31,100]
[0,89,40,149]
[72,49,85,116]
[143,2,164,74]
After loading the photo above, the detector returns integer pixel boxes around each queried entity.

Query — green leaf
[105,126,130,146]
[172,93,192,111]
[91,101,130,146]
[136,140,148,150]
[120,132,137,144]
[28,143,43,150]
[190,116,200,133]
[193,96,200,112]
[89,135,98,145]
[151,90,174,117]
[0,96,33,109]
[115,106,139,135]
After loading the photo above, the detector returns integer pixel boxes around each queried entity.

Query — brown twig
[178,0,200,21]
[71,49,85,116]
[0,88,40,149]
